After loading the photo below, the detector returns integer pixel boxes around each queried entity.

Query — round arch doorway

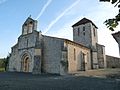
[21,54,30,72]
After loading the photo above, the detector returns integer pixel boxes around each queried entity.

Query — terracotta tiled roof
[72,18,98,29]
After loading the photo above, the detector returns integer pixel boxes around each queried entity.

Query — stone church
[8,17,106,75]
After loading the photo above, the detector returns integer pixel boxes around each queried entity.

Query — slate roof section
[23,17,37,26]
[72,18,98,29]
[112,31,120,43]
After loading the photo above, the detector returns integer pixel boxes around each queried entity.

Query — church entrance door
[24,57,29,72]
[22,55,29,72]
[81,53,86,71]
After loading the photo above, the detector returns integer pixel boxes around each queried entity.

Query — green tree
[0,58,5,68]
[100,0,120,31]
[4,54,11,71]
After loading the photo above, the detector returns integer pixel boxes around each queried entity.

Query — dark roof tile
[72,18,98,29]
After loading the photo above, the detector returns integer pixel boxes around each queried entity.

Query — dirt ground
[70,68,120,78]
[0,69,120,90]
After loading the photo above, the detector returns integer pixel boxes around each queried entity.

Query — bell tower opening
[22,17,37,35]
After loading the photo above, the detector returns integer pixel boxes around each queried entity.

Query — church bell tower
[72,18,98,49]
[72,18,99,69]
[22,16,37,35]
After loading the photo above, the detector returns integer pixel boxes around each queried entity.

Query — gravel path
[0,72,120,90]
[70,68,120,78]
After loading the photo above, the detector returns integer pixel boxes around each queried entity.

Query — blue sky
[0,0,119,58]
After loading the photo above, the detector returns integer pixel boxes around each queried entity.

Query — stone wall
[42,36,64,74]
[106,55,120,68]
[97,44,106,68]
[73,23,98,49]
[73,22,98,70]
[91,24,98,49]
[73,23,92,48]
[92,51,98,69]
[9,31,41,72]
[66,40,91,72]
[18,31,39,49]
[9,44,20,72]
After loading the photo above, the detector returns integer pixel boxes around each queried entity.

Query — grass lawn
[0,68,5,72]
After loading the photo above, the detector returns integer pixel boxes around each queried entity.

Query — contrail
[43,0,80,34]
[36,0,52,20]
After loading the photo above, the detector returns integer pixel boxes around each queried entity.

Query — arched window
[23,24,28,35]
[78,28,80,36]
[74,48,76,61]
[93,28,96,36]
[28,22,33,33]
[83,26,85,36]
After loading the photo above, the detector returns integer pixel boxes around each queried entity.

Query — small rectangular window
[83,32,85,36]
[101,47,103,54]
[78,28,80,36]
[27,39,29,47]
[74,48,76,61]
[93,28,96,36]
[83,26,85,36]
[23,26,28,35]
[83,26,85,31]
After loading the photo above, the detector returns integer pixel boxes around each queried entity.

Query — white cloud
[43,0,81,34]
[36,0,52,20]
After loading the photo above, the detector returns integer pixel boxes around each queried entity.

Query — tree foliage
[4,53,11,71]
[100,0,120,31]
[0,58,6,68]
[0,54,10,71]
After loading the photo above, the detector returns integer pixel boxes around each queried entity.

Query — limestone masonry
[8,17,118,75]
